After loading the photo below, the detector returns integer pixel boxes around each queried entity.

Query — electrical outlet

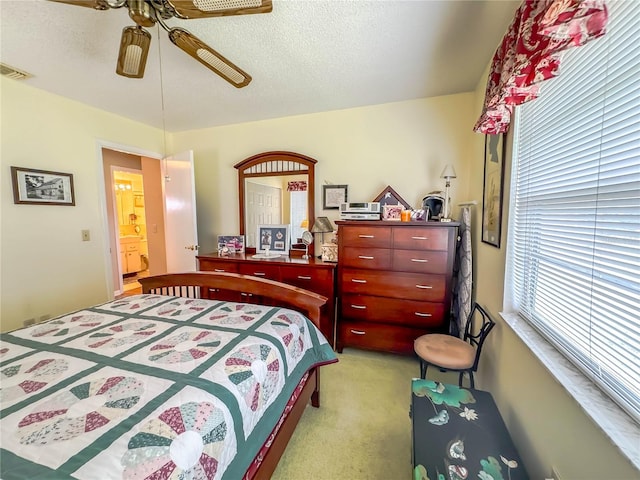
[81,229,90,241]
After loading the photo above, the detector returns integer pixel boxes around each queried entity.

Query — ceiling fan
[48,0,272,87]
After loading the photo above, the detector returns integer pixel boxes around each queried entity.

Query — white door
[245,181,282,247]
[164,151,199,272]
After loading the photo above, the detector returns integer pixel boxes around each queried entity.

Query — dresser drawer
[341,226,391,248]
[238,263,280,280]
[341,269,446,302]
[393,227,450,251]
[198,258,240,273]
[393,249,449,274]
[338,320,429,355]
[341,247,392,270]
[341,294,446,328]
[280,266,333,296]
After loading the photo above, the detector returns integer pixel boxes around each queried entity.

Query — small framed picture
[323,184,348,210]
[256,225,290,254]
[382,204,403,221]
[217,235,245,253]
[11,166,75,206]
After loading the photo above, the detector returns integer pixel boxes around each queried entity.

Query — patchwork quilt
[0,294,337,480]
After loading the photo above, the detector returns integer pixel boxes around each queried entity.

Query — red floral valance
[287,181,307,191]
[474,0,608,135]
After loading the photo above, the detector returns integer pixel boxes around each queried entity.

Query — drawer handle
[214,269,226,272]
[410,259,428,263]
[415,312,433,317]
[241,292,254,297]
[358,255,374,260]
[350,304,367,310]
[253,272,266,277]
[411,236,428,240]
[416,284,433,289]
[358,234,375,238]
[350,329,366,335]
[351,279,367,284]
[297,275,312,280]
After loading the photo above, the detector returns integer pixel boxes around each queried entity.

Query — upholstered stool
[413,303,495,388]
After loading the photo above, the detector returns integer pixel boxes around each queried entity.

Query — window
[507,0,640,422]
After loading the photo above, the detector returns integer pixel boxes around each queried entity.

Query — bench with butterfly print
[411,379,528,480]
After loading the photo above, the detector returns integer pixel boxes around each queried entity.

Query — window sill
[500,312,640,471]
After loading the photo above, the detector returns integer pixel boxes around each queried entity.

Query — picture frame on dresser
[257,225,290,254]
[217,235,245,253]
[373,185,411,210]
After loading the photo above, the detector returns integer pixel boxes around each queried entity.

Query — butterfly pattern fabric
[411,379,528,480]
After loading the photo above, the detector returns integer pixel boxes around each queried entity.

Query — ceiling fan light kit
[116,26,151,78]
[49,0,272,86]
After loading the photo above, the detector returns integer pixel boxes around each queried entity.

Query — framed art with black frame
[322,184,348,210]
[256,224,290,254]
[482,133,506,248]
[11,166,75,206]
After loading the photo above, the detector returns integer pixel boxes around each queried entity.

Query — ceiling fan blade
[168,28,251,88]
[116,26,152,79]
[47,0,110,9]
[166,0,272,19]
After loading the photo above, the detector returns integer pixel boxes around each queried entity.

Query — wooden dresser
[336,221,458,355]
[197,253,337,347]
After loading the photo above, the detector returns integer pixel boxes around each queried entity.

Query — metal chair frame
[419,303,496,388]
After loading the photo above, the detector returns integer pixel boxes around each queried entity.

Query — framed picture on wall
[323,184,348,209]
[10,166,75,206]
[482,133,506,248]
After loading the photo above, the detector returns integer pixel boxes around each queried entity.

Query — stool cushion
[414,334,476,370]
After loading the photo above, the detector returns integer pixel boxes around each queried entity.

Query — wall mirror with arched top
[235,151,316,255]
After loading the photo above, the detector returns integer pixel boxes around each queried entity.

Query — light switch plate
[81,229,90,241]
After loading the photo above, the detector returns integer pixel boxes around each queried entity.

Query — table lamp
[440,164,457,222]
[311,216,334,244]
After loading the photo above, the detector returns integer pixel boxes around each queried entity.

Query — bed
[0,272,337,480]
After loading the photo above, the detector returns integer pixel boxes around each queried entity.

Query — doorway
[101,147,168,296]
[113,169,150,293]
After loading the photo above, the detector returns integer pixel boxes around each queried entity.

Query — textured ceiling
[0,0,519,132]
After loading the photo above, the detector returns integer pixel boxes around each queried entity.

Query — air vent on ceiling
[0,63,32,80]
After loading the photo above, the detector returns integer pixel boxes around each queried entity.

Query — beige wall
[1,73,636,478]
[0,77,164,332]
[469,70,637,478]
[173,93,476,254]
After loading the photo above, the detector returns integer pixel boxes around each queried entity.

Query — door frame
[95,140,162,297]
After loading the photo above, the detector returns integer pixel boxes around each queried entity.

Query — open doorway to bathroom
[113,169,151,293]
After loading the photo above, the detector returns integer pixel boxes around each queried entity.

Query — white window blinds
[508,0,640,421]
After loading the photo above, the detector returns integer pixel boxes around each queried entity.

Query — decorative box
[321,243,338,262]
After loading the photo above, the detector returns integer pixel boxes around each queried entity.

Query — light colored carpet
[272,348,457,479]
